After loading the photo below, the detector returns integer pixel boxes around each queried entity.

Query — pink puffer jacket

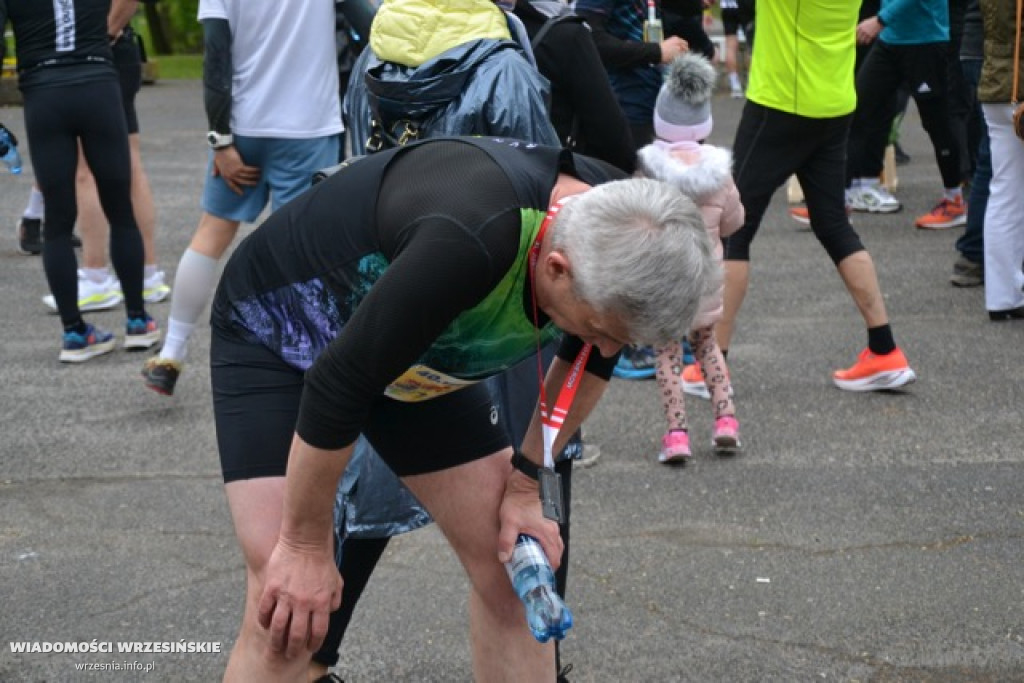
[637,141,744,330]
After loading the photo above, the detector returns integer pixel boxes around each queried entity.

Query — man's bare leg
[403,449,556,682]
[836,250,889,329]
[717,259,750,352]
[223,477,319,683]
[76,134,158,268]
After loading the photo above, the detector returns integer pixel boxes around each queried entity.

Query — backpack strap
[530,14,587,148]
[530,14,585,53]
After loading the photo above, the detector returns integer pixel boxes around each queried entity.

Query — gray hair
[549,178,719,345]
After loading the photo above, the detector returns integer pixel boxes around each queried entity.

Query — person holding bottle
[1,0,159,362]
[208,136,716,680]
[575,0,690,380]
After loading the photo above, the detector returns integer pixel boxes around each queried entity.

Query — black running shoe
[17,217,42,255]
[142,357,182,395]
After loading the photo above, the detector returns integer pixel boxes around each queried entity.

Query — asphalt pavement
[1,78,1023,683]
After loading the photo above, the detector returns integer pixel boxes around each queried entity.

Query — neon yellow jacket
[746,0,858,119]
[370,0,511,67]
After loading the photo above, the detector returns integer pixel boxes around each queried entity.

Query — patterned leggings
[654,325,736,431]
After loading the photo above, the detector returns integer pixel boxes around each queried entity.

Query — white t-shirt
[197,0,343,138]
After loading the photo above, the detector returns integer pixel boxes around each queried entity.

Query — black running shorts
[211,329,512,482]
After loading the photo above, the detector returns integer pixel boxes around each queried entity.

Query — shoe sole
[612,368,656,380]
[143,379,175,396]
[850,204,902,214]
[17,244,42,255]
[658,451,691,464]
[59,339,117,363]
[915,219,965,230]
[950,276,983,287]
[712,436,741,453]
[144,285,171,303]
[43,293,124,314]
[832,368,917,392]
[125,330,162,350]
[682,382,711,400]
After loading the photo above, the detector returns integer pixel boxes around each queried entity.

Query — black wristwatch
[510,451,541,481]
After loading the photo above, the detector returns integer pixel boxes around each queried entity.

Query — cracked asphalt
[1,78,1023,682]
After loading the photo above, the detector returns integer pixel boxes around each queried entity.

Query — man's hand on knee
[256,539,343,658]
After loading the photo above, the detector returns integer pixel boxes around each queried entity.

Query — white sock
[944,187,963,202]
[23,187,44,220]
[158,248,219,362]
[860,177,880,189]
[81,267,111,284]
[144,264,159,280]
[729,72,741,88]
[161,319,196,363]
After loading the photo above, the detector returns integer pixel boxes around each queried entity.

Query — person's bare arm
[257,436,353,658]
[497,357,611,566]
[108,0,140,39]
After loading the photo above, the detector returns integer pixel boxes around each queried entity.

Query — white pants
[981,103,1024,312]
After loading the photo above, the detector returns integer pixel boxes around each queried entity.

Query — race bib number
[384,364,478,402]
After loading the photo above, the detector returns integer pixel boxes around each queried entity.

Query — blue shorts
[200,134,340,223]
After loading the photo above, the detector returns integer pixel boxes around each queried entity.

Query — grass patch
[150,54,203,80]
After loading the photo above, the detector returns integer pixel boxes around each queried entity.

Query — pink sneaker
[712,416,741,453]
[659,430,691,463]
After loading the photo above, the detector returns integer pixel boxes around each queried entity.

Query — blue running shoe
[681,338,696,366]
[612,345,657,380]
[125,314,161,350]
[59,324,116,363]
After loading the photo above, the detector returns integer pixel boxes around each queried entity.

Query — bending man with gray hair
[210,136,716,681]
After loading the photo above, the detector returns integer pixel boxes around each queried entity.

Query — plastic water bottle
[504,534,573,643]
[643,0,663,44]
[0,124,23,175]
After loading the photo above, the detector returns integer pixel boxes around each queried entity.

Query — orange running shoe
[915,196,966,230]
[789,203,852,227]
[681,364,734,400]
[789,205,811,226]
[832,347,917,392]
[681,363,710,399]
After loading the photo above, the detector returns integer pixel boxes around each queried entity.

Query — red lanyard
[528,200,593,468]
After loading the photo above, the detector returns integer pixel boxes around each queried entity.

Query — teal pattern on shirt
[229,206,560,379]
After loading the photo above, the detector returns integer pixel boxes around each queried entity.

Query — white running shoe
[141,270,171,303]
[42,270,123,313]
[846,185,902,214]
[113,270,172,303]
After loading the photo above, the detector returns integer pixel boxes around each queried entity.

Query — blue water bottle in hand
[0,124,23,175]
[504,534,573,643]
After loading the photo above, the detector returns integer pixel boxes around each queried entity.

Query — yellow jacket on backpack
[370,0,511,67]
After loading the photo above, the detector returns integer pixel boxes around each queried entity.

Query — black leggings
[724,101,865,265]
[847,40,961,189]
[24,77,145,325]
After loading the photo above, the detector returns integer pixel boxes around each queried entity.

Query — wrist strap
[510,451,541,481]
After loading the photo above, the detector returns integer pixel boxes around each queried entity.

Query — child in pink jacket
[637,53,744,462]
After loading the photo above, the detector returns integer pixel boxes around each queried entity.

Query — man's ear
[544,250,573,281]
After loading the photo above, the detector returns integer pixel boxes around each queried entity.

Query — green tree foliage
[142,0,202,55]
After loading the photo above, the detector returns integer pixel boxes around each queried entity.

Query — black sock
[867,324,895,355]
[721,349,728,360]
[64,320,88,336]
